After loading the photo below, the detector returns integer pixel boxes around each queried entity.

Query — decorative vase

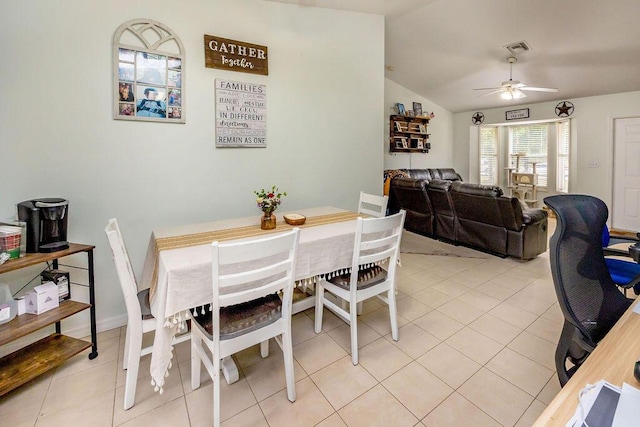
[261,213,276,230]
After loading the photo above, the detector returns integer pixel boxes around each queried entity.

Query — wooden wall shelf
[389,114,430,153]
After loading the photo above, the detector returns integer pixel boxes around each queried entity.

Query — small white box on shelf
[25,281,59,314]
[15,297,26,315]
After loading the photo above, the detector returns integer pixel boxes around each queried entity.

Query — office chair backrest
[544,195,630,346]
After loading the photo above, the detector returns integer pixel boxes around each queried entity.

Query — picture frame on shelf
[396,103,405,115]
[401,138,409,148]
[418,124,427,134]
[395,122,403,132]
[413,102,423,117]
[407,109,415,117]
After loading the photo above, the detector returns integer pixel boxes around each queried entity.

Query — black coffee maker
[18,198,69,253]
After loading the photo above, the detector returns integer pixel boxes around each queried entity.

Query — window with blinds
[557,120,570,192]
[509,124,548,187]
[479,127,498,186]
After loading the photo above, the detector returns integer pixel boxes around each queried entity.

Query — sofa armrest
[522,208,548,225]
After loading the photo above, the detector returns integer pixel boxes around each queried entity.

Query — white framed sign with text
[215,79,267,147]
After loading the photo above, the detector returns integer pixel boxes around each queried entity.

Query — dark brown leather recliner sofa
[386,169,548,260]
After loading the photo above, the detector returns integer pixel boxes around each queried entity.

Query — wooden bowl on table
[284,214,306,226]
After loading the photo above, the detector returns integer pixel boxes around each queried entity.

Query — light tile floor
[1,229,569,426]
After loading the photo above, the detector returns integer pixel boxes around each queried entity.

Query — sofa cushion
[435,168,463,181]
[390,177,435,235]
[427,179,452,191]
[451,181,503,198]
[427,179,456,240]
[406,169,435,180]
[393,177,429,189]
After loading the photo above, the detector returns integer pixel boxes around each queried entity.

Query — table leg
[221,356,239,384]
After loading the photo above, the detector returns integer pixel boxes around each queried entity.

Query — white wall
[384,79,454,174]
[453,91,640,205]
[0,0,384,337]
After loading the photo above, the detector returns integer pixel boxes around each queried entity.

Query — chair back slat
[219,276,291,307]
[105,218,143,321]
[360,234,399,252]
[358,191,389,218]
[359,247,397,266]
[218,258,291,289]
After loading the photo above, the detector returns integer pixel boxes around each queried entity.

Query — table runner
[147,211,362,301]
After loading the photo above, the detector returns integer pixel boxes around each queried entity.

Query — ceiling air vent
[504,41,531,55]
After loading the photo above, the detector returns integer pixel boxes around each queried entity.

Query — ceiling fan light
[501,91,513,100]
[500,88,525,100]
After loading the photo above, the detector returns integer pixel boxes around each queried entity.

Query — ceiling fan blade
[473,87,503,91]
[478,89,506,97]
[521,86,559,93]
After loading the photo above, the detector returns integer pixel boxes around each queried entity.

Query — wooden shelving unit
[0,300,91,346]
[389,114,430,153]
[0,244,97,396]
[0,333,91,396]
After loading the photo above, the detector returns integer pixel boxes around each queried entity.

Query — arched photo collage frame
[113,19,185,123]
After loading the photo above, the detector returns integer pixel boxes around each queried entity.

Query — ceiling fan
[474,56,558,100]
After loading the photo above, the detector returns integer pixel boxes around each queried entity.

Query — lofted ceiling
[264,0,640,113]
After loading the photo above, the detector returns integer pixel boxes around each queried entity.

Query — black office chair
[544,194,632,386]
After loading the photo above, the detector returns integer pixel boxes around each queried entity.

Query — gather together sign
[204,35,268,76]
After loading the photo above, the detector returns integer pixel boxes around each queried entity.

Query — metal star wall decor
[555,101,574,117]
[472,112,485,125]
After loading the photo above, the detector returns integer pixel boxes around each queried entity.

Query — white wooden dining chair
[314,210,406,365]
[105,218,190,410]
[189,228,300,427]
[354,191,390,314]
[358,191,389,218]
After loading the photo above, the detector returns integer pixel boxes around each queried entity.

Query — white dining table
[140,206,363,393]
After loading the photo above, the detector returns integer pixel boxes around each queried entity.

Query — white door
[613,117,640,231]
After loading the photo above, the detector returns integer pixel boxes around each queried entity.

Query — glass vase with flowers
[254,186,286,230]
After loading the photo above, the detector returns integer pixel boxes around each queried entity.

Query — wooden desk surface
[534,297,640,425]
